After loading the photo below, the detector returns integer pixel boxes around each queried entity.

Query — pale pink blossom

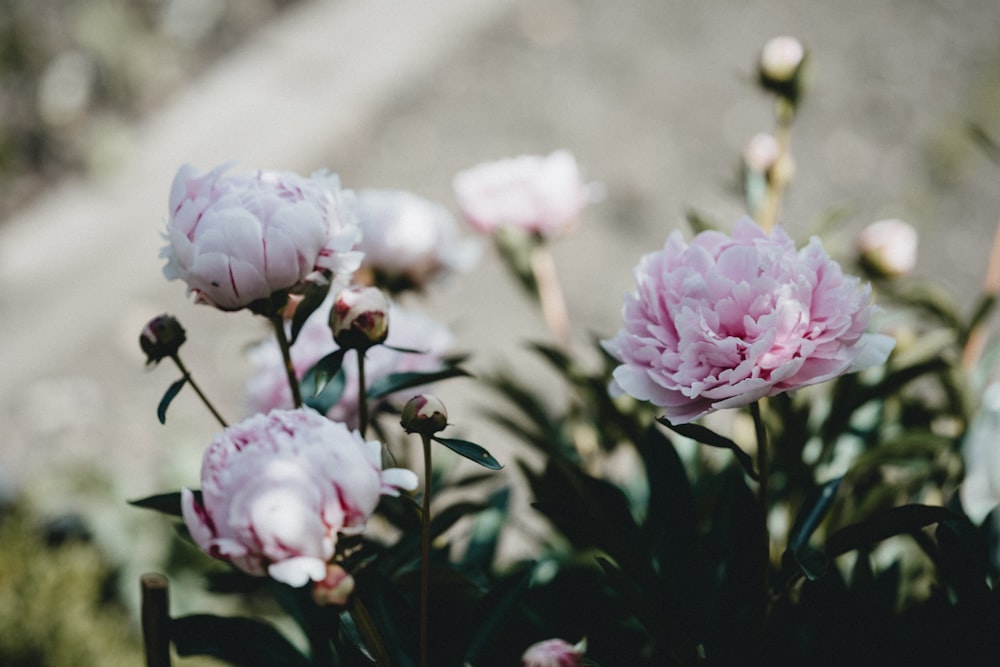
[759,36,805,84]
[960,383,1000,524]
[245,298,454,429]
[162,162,362,310]
[856,218,918,278]
[453,150,591,236]
[355,189,480,290]
[181,408,417,587]
[603,218,895,424]
[521,638,587,667]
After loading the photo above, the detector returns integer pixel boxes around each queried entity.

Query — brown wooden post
[141,572,172,667]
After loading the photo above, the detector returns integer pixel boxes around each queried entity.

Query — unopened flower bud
[856,218,918,278]
[743,132,780,175]
[400,394,448,436]
[758,36,807,102]
[311,563,355,607]
[521,637,587,667]
[140,314,186,365]
[329,286,390,351]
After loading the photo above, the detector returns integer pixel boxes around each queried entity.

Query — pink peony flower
[162,162,362,311]
[603,218,895,424]
[245,297,454,429]
[521,638,587,667]
[453,150,591,236]
[355,188,480,290]
[181,408,417,587]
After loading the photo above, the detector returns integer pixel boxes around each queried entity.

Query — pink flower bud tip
[400,394,448,435]
[759,36,805,84]
[521,637,587,667]
[329,286,390,351]
[856,218,918,278]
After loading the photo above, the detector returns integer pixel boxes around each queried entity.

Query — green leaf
[289,279,331,346]
[432,436,503,470]
[684,208,721,234]
[367,365,471,399]
[157,376,188,424]
[128,490,199,518]
[788,477,842,553]
[825,504,958,558]
[657,417,759,480]
[171,614,311,667]
[300,349,346,414]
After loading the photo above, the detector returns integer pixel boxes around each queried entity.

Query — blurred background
[2,0,1000,662]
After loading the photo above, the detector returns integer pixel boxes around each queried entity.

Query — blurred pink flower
[960,383,1000,524]
[162,162,362,310]
[603,218,895,424]
[355,189,480,290]
[181,408,417,587]
[856,218,918,278]
[521,638,587,667]
[245,297,454,428]
[453,150,591,236]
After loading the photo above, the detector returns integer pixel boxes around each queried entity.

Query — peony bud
[758,36,807,102]
[400,394,448,436]
[521,637,587,667]
[311,563,356,607]
[139,314,186,365]
[329,286,390,351]
[856,218,918,278]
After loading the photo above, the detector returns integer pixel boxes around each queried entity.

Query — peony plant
[128,37,1000,667]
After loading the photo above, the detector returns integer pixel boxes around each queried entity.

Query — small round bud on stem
[329,286,390,352]
[758,36,807,104]
[856,218,918,279]
[400,394,448,436]
[521,637,587,667]
[140,315,186,365]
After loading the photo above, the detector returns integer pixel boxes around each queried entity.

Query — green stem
[169,354,227,428]
[357,351,369,437]
[530,244,571,346]
[420,433,433,667]
[270,316,302,409]
[749,400,771,599]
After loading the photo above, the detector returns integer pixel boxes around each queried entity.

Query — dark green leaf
[301,349,346,414]
[171,614,311,667]
[793,544,830,581]
[788,477,842,553]
[964,294,997,344]
[658,417,759,481]
[128,490,199,518]
[969,122,1000,166]
[463,566,532,664]
[289,279,331,346]
[826,504,958,558]
[432,436,503,470]
[157,376,188,424]
[367,365,471,399]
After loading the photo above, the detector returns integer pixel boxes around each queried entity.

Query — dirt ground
[1,0,1000,596]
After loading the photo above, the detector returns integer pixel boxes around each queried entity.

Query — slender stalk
[419,433,433,667]
[530,244,571,346]
[169,354,227,428]
[749,400,771,600]
[270,315,302,408]
[962,217,1000,369]
[756,101,794,233]
[357,351,369,437]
